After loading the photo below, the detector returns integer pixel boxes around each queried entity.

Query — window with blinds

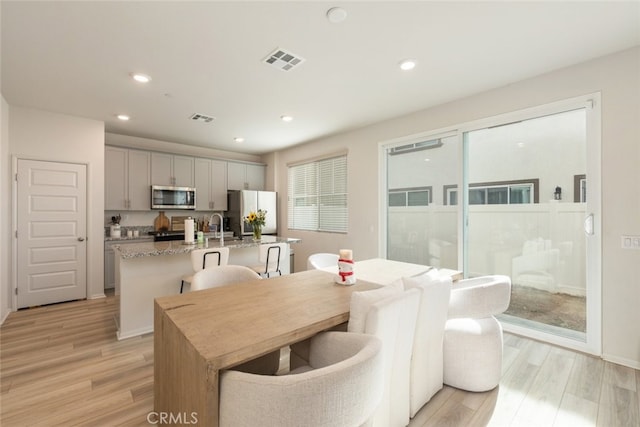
[288,155,348,233]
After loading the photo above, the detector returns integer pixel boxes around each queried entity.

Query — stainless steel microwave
[151,185,196,210]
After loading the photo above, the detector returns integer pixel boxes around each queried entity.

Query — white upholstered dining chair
[306,252,339,270]
[190,264,261,291]
[402,270,452,417]
[180,247,230,293]
[219,331,384,427]
[348,283,421,427]
[443,275,511,392]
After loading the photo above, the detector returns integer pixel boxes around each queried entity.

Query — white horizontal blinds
[318,156,347,232]
[288,162,318,230]
[288,155,348,232]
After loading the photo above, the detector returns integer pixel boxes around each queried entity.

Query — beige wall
[8,106,106,300]
[274,47,640,368]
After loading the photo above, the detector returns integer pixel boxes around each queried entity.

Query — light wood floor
[1,294,638,427]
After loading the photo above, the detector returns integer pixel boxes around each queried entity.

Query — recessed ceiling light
[399,60,416,71]
[117,114,130,121]
[131,73,151,83]
[234,137,245,143]
[326,7,347,24]
[281,115,293,122]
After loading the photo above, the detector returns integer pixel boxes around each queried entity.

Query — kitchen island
[112,236,300,340]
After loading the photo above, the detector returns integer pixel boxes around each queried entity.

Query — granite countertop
[112,236,301,259]
[105,231,232,242]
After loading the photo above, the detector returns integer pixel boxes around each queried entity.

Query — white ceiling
[2,1,639,155]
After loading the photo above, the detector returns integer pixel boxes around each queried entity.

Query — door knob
[77,237,85,242]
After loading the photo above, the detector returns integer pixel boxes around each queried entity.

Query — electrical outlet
[621,235,640,250]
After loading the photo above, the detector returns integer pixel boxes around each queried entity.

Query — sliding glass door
[383,95,601,353]
[385,134,459,270]
[464,107,592,342]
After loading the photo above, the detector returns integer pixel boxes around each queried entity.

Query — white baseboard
[117,325,153,341]
[88,293,106,300]
[602,352,640,370]
[0,308,11,326]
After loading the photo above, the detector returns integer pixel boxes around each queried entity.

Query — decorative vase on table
[252,226,262,241]
[245,209,267,242]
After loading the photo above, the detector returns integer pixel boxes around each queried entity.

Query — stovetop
[148,231,185,241]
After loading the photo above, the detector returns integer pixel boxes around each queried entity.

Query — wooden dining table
[153,268,379,426]
[153,259,462,425]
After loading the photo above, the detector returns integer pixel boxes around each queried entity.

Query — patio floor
[504,284,586,332]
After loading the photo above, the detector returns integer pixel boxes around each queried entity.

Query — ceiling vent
[263,48,305,72]
[189,113,215,123]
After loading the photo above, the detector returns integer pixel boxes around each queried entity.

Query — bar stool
[251,243,288,278]
[180,247,230,293]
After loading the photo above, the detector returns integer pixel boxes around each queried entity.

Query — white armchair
[220,332,384,427]
[443,275,511,392]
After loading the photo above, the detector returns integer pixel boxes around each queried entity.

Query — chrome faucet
[212,213,224,246]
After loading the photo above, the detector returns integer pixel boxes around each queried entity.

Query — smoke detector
[189,113,215,123]
[326,7,347,24]
[263,48,305,72]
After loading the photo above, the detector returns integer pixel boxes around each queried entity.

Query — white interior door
[17,159,87,308]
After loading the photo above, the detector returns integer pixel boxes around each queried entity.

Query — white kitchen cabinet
[151,152,194,187]
[105,147,127,210]
[195,158,228,211]
[127,150,152,210]
[105,147,151,210]
[211,160,228,209]
[173,155,195,187]
[227,162,265,191]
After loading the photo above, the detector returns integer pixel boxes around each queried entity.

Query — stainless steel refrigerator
[227,190,277,237]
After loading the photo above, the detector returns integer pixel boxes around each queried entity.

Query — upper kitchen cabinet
[151,152,194,187]
[227,162,265,191]
[194,158,228,211]
[105,147,151,210]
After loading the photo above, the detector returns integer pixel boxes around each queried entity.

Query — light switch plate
[621,235,640,249]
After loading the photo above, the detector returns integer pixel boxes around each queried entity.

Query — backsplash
[104,225,154,238]
[105,210,226,233]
